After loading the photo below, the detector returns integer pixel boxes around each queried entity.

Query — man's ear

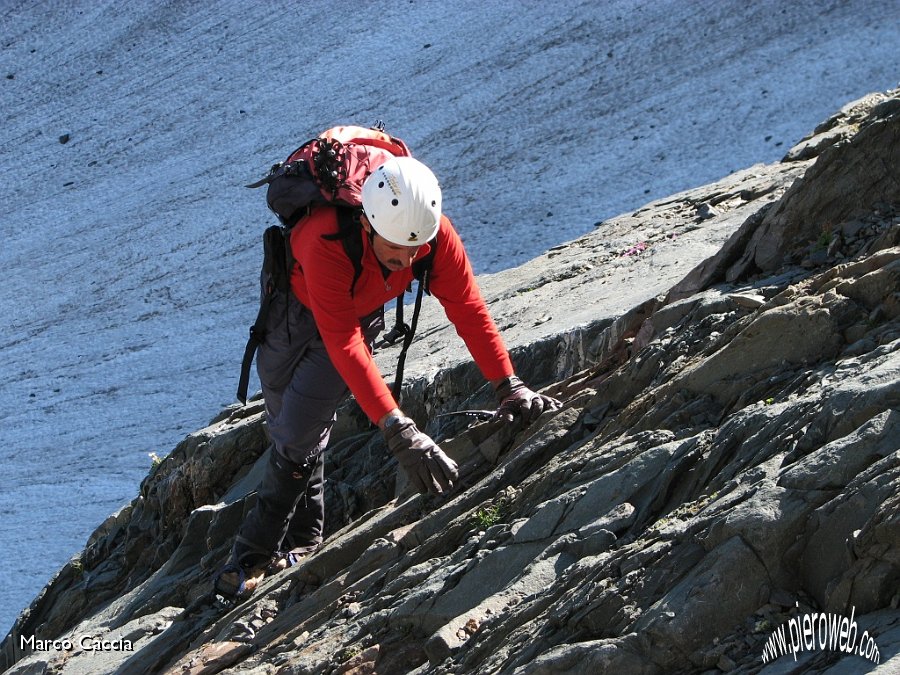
[360,213,372,234]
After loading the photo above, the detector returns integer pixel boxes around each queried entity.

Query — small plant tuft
[754,618,774,634]
[71,557,84,578]
[337,645,362,662]
[814,221,834,251]
[474,503,504,529]
[471,489,516,531]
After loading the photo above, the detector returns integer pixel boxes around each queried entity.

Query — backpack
[237,123,437,405]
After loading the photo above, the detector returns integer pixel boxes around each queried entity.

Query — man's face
[362,217,421,271]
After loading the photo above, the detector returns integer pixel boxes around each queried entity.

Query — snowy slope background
[1,0,897,636]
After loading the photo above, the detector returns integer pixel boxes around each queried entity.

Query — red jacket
[290,206,513,422]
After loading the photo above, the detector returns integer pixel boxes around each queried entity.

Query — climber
[215,156,560,598]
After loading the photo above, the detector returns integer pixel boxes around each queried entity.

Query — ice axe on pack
[438,378,563,425]
[435,409,497,422]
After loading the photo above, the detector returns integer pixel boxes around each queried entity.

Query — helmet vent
[391,199,399,206]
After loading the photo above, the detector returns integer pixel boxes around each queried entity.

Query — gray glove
[495,376,562,424]
[383,415,458,495]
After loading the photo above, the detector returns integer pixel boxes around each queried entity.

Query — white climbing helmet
[361,156,442,246]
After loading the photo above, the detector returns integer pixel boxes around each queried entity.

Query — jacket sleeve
[428,217,514,382]
[292,228,397,423]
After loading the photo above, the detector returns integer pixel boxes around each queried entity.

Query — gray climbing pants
[233,288,383,567]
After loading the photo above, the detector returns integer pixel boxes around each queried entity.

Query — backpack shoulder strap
[390,273,427,404]
[385,232,440,403]
[412,231,439,294]
[321,207,365,296]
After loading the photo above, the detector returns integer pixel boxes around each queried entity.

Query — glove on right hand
[383,416,458,495]
[494,376,562,424]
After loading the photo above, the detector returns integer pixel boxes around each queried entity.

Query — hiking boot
[266,542,320,573]
[213,562,267,600]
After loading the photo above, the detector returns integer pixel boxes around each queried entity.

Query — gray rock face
[3,89,899,674]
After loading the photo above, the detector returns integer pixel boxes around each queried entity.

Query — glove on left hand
[383,416,458,495]
[495,376,562,424]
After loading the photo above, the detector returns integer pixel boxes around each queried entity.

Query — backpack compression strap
[237,225,290,404]
[237,291,272,405]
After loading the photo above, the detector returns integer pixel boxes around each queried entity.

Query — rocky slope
[2,89,899,674]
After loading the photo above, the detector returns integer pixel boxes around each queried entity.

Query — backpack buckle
[248,325,266,344]
[378,323,411,347]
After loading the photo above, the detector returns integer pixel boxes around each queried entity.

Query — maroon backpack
[247,123,413,226]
